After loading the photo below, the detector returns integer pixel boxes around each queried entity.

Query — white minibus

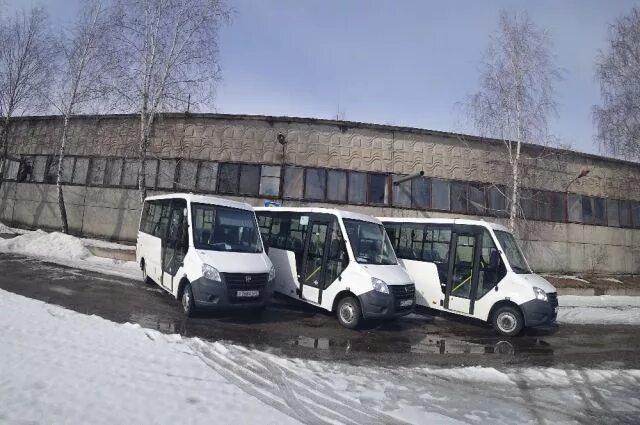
[255,207,415,328]
[379,218,558,336]
[136,194,275,316]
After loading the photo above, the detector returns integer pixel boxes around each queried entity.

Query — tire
[492,305,524,337]
[336,296,362,329]
[181,282,196,317]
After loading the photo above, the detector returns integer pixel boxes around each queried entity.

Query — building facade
[1,113,639,274]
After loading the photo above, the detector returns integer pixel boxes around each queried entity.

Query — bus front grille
[222,273,269,304]
[390,284,416,311]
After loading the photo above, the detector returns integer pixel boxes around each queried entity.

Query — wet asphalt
[1,252,639,369]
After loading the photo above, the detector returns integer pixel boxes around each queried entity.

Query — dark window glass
[632,202,640,229]
[392,175,411,208]
[45,157,57,183]
[468,184,486,215]
[197,162,218,191]
[477,230,507,299]
[104,159,123,186]
[619,200,632,227]
[122,159,139,187]
[411,177,430,209]
[191,204,262,253]
[218,163,239,193]
[396,223,425,260]
[144,160,158,188]
[61,157,75,183]
[259,165,280,197]
[304,168,326,200]
[431,179,450,211]
[239,164,260,195]
[593,198,606,225]
[283,167,304,199]
[348,172,367,203]
[177,161,198,190]
[582,196,594,224]
[157,160,177,189]
[567,194,582,222]
[72,158,89,184]
[487,186,507,217]
[450,182,467,213]
[368,173,387,205]
[152,200,173,238]
[326,170,347,202]
[549,192,566,222]
[607,199,620,227]
[88,158,106,185]
[31,156,48,182]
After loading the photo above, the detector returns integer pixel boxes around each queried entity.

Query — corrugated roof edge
[11,112,640,169]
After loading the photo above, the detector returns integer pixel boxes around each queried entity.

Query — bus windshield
[494,230,531,274]
[191,204,263,253]
[343,219,398,265]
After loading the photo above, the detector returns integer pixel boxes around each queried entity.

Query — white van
[255,207,415,328]
[136,193,275,316]
[379,218,558,336]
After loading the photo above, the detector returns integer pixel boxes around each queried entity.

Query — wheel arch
[487,300,523,324]
[176,277,191,300]
[331,290,359,313]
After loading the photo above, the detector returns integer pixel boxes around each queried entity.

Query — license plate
[236,290,259,297]
[400,299,413,307]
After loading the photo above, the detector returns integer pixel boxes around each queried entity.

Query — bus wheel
[181,283,196,317]
[337,296,362,329]
[492,305,524,337]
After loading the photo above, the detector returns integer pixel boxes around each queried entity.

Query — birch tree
[50,0,113,233]
[594,7,640,161]
[110,0,229,202]
[467,11,561,233]
[0,7,53,188]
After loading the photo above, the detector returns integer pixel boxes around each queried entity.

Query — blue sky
[6,0,639,155]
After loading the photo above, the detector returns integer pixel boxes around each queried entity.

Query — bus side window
[424,225,452,292]
[325,220,348,287]
[258,215,272,246]
[476,230,507,299]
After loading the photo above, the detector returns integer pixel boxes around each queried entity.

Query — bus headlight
[268,265,276,281]
[202,264,221,282]
[371,277,389,294]
[533,286,547,302]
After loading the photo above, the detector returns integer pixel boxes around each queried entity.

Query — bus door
[161,199,189,293]
[444,225,483,315]
[299,217,334,304]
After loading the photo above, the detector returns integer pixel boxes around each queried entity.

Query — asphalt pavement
[1,252,639,369]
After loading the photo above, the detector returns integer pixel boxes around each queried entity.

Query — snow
[557,295,640,325]
[82,236,136,251]
[547,274,591,284]
[0,229,139,280]
[2,289,639,425]
[600,277,623,284]
[0,222,27,234]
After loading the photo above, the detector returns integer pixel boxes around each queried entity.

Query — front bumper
[190,276,274,309]
[358,285,415,319]
[521,298,558,328]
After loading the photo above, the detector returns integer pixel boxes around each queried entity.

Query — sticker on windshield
[300,216,309,226]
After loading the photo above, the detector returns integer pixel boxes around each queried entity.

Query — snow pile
[0,229,139,280]
[2,289,639,425]
[558,295,640,325]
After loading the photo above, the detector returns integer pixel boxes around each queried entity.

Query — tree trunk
[56,115,70,234]
[0,115,12,192]
[138,111,148,203]
[509,158,519,233]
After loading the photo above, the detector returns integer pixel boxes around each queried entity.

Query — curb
[86,246,136,262]
[557,288,640,296]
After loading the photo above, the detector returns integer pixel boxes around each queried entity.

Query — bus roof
[143,193,254,211]
[377,217,511,233]
[255,206,382,224]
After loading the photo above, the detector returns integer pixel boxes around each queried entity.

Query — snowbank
[557,295,640,325]
[1,289,639,425]
[0,229,139,280]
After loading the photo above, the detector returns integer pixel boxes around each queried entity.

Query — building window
[61,157,75,183]
[283,166,304,199]
[157,159,177,189]
[104,158,123,186]
[144,160,158,188]
[431,179,450,211]
[549,192,566,222]
[392,175,411,208]
[217,163,239,193]
[260,165,280,197]
[304,168,326,200]
[326,170,347,202]
[581,196,594,224]
[567,193,582,222]
[122,159,139,187]
[88,158,106,185]
[632,202,640,229]
[197,162,218,192]
[348,172,367,203]
[467,184,486,215]
[450,182,467,213]
[177,160,198,190]
[607,199,620,227]
[593,197,606,225]
[31,156,48,183]
[411,177,430,209]
[238,164,260,195]
[368,173,387,205]
[619,200,632,227]
[487,185,506,216]
[44,157,58,183]
[73,158,89,185]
